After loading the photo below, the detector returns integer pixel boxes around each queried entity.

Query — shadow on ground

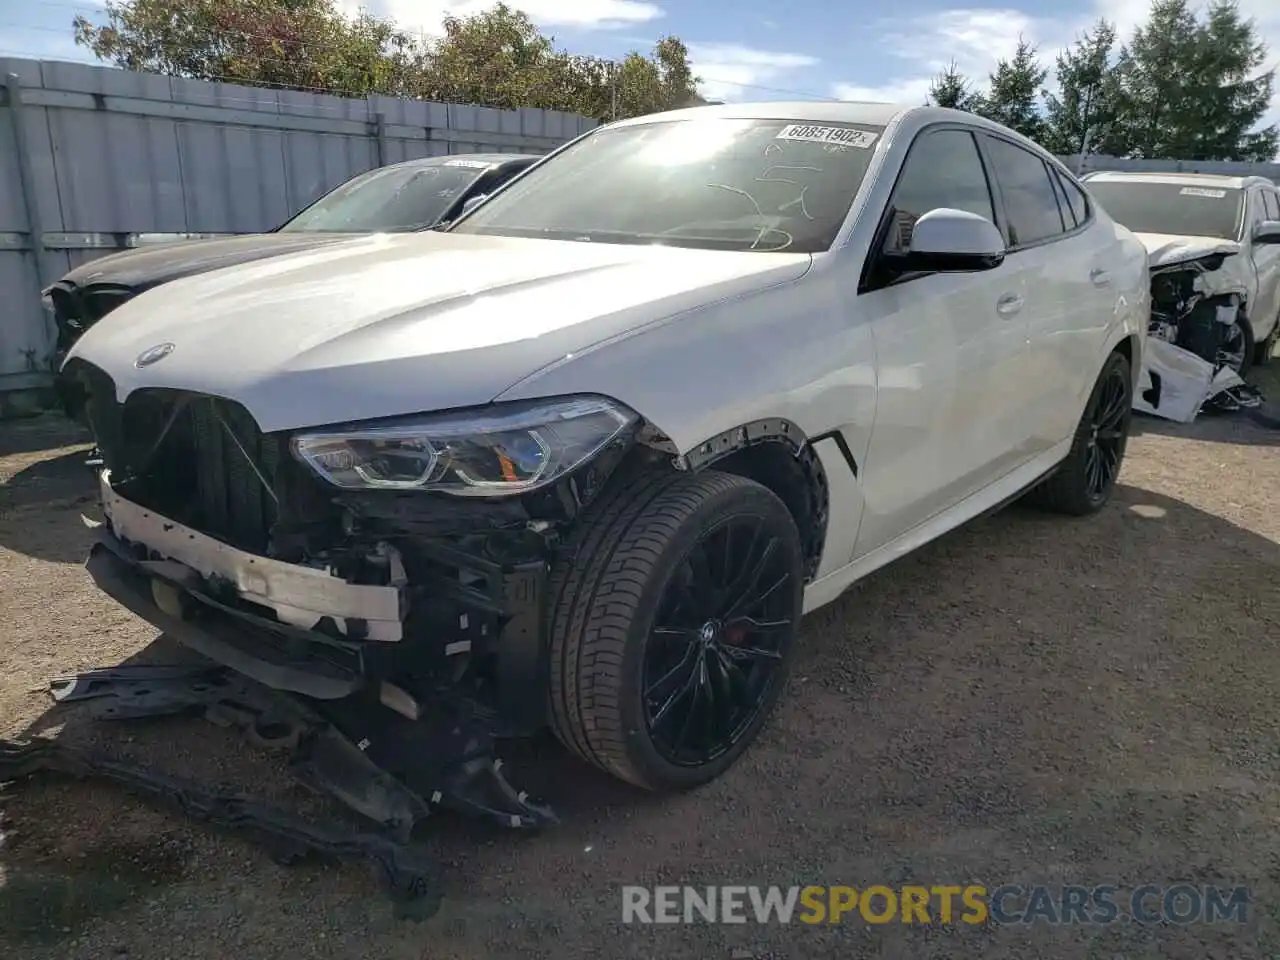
[3,480,1279,957]
[0,413,90,459]
[0,414,97,564]
[0,450,99,564]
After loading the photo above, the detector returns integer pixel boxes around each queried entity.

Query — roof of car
[384,153,540,170]
[1083,170,1273,190]
[611,100,914,127]
[606,100,1065,158]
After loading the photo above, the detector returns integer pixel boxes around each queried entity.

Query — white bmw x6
[64,102,1148,802]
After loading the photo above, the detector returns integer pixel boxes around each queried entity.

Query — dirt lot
[2,382,1279,960]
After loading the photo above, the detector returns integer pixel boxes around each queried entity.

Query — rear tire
[1023,350,1132,516]
[546,469,804,792]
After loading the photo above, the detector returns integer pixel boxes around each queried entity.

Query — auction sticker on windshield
[1179,187,1227,198]
[775,124,879,148]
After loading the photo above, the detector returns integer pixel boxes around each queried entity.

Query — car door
[1251,186,1280,342]
[978,134,1115,449]
[852,125,1034,559]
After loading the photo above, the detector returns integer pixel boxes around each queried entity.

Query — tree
[1104,0,1277,160]
[1183,0,1276,160]
[1040,19,1118,156]
[976,37,1048,142]
[74,0,426,97]
[413,4,563,109]
[72,0,701,123]
[927,61,979,111]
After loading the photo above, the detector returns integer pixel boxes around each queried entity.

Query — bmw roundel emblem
[135,342,175,368]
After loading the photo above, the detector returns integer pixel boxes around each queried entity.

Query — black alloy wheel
[545,470,804,791]
[642,515,797,767]
[1022,349,1132,516]
[1083,359,1130,504]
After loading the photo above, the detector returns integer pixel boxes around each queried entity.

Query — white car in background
[63,102,1148,810]
[1084,171,1280,375]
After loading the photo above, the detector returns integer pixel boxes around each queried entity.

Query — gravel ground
[1,378,1279,960]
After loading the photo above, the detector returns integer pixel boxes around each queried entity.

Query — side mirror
[1252,219,1280,245]
[460,193,488,215]
[896,207,1006,272]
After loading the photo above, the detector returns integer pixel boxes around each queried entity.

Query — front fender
[495,271,878,471]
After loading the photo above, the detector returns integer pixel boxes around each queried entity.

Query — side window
[1048,170,1077,229]
[983,136,1068,246]
[1054,168,1090,228]
[483,166,524,195]
[1261,188,1279,222]
[882,128,996,253]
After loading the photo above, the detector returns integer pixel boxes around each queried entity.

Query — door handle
[996,293,1024,316]
[1090,268,1112,287]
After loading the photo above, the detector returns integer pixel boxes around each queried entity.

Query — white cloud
[340,0,663,37]
[832,78,932,106]
[831,1,1280,132]
[686,43,819,102]
[830,7,1044,105]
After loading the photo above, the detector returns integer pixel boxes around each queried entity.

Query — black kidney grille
[188,398,281,553]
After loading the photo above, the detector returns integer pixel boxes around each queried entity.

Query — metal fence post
[374,109,387,167]
[5,73,55,292]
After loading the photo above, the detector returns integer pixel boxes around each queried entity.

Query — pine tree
[976,38,1048,142]
[928,61,976,110]
[1103,0,1277,160]
[1041,20,1118,156]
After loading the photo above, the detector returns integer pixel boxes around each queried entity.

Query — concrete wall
[0,57,596,400]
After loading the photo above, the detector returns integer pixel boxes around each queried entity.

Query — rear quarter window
[1263,188,1280,221]
[983,136,1068,246]
[1053,169,1090,228]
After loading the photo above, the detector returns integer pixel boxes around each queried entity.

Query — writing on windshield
[449,118,885,253]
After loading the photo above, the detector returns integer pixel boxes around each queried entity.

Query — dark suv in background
[46,153,539,418]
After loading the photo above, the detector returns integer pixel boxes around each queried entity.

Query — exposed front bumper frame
[99,470,404,641]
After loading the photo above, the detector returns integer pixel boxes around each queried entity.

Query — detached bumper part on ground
[0,674,445,917]
[1133,338,1259,422]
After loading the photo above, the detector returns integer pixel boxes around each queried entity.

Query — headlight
[291,395,638,496]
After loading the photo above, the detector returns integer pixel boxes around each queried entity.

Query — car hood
[56,233,362,290]
[1133,232,1241,270]
[67,231,811,432]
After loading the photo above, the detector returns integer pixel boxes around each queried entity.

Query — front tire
[1219,317,1254,378]
[1254,313,1279,367]
[1023,350,1132,516]
[546,470,804,792]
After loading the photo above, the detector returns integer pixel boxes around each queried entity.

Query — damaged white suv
[64,102,1148,809]
[1084,171,1280,376]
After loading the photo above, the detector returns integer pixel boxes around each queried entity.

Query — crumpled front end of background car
[1134,248,1261,422]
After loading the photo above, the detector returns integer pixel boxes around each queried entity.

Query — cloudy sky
[1,0,1277,131]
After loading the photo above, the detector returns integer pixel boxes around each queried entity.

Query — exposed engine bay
[1136,250,1263,422]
